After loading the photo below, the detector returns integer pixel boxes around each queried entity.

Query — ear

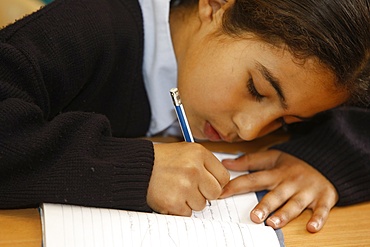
[198,0,228,22]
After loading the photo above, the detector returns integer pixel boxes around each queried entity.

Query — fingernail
[268,216,281,227]
[309,221,319,230]
[252,209,264,221]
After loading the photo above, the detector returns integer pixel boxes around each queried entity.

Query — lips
[204,122,222,141]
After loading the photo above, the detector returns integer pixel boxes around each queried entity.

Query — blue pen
[170,88,211,206]
[169,88,194,142]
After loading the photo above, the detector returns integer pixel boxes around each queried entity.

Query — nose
[233,110,282,141]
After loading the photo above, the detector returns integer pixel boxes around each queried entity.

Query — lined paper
[41,203,280,247]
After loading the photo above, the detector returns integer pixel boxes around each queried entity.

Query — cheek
[179,72,235,109]
[258,121,283,137]
[182,85,238,127]
[184,90,223,117]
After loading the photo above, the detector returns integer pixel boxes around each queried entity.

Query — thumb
[221,149,282,171]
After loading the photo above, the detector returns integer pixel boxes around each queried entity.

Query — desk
[1,133,369,246]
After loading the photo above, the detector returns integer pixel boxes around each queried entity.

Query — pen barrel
[175,105,194,142]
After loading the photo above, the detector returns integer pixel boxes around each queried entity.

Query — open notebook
[40,153,283,247]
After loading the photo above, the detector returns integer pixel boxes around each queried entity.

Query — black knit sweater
[0,0,152,211]
[0,0,368,211]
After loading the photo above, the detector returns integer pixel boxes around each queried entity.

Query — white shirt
[138,0,179,136]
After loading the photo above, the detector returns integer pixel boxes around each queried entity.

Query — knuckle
[291,197,307,211]
[220,172,231,187]
[240,154,252,163]
[177,178,193,192]
[266,189,284,203]
[314,204,331,218]
[182,163,202,177]
[245,172,260,183]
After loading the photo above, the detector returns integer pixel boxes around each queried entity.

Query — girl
[0,0,368,233]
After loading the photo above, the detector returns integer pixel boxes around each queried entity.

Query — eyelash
[247,78,288,130]
[247,78,264,102]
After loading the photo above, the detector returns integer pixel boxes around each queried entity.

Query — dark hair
[221,0,370,106]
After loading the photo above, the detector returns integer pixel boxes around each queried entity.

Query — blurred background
[0,0,53,27]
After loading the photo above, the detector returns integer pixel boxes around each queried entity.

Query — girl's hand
[148,142,230,216]
[220,149,338,233]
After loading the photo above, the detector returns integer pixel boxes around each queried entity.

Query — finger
[249,182,297,224]
[306,205,330,233]
[202,149,231,188]
[264,192,314,229]
[222,149,282,171]
[154,196,193,216]
[186,191,208,212]
[306,195,337,233]
[198,169,225,200]
[168,204,193,216]
[219,170,280,198]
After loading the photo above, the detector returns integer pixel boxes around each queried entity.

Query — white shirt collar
[138,0,178,136]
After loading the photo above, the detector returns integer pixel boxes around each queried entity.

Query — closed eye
[247,78,264,102]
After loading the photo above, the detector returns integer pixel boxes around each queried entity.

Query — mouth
[203,122,223,142]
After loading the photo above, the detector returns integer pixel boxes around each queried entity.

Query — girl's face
[177,35,348,142]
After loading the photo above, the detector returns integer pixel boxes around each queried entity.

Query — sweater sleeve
[0,0,153,212]
[272,107,370,206]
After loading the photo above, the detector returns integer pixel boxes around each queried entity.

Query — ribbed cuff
[98,137,154,212]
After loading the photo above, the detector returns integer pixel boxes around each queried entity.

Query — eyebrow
[256,63,288,110]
